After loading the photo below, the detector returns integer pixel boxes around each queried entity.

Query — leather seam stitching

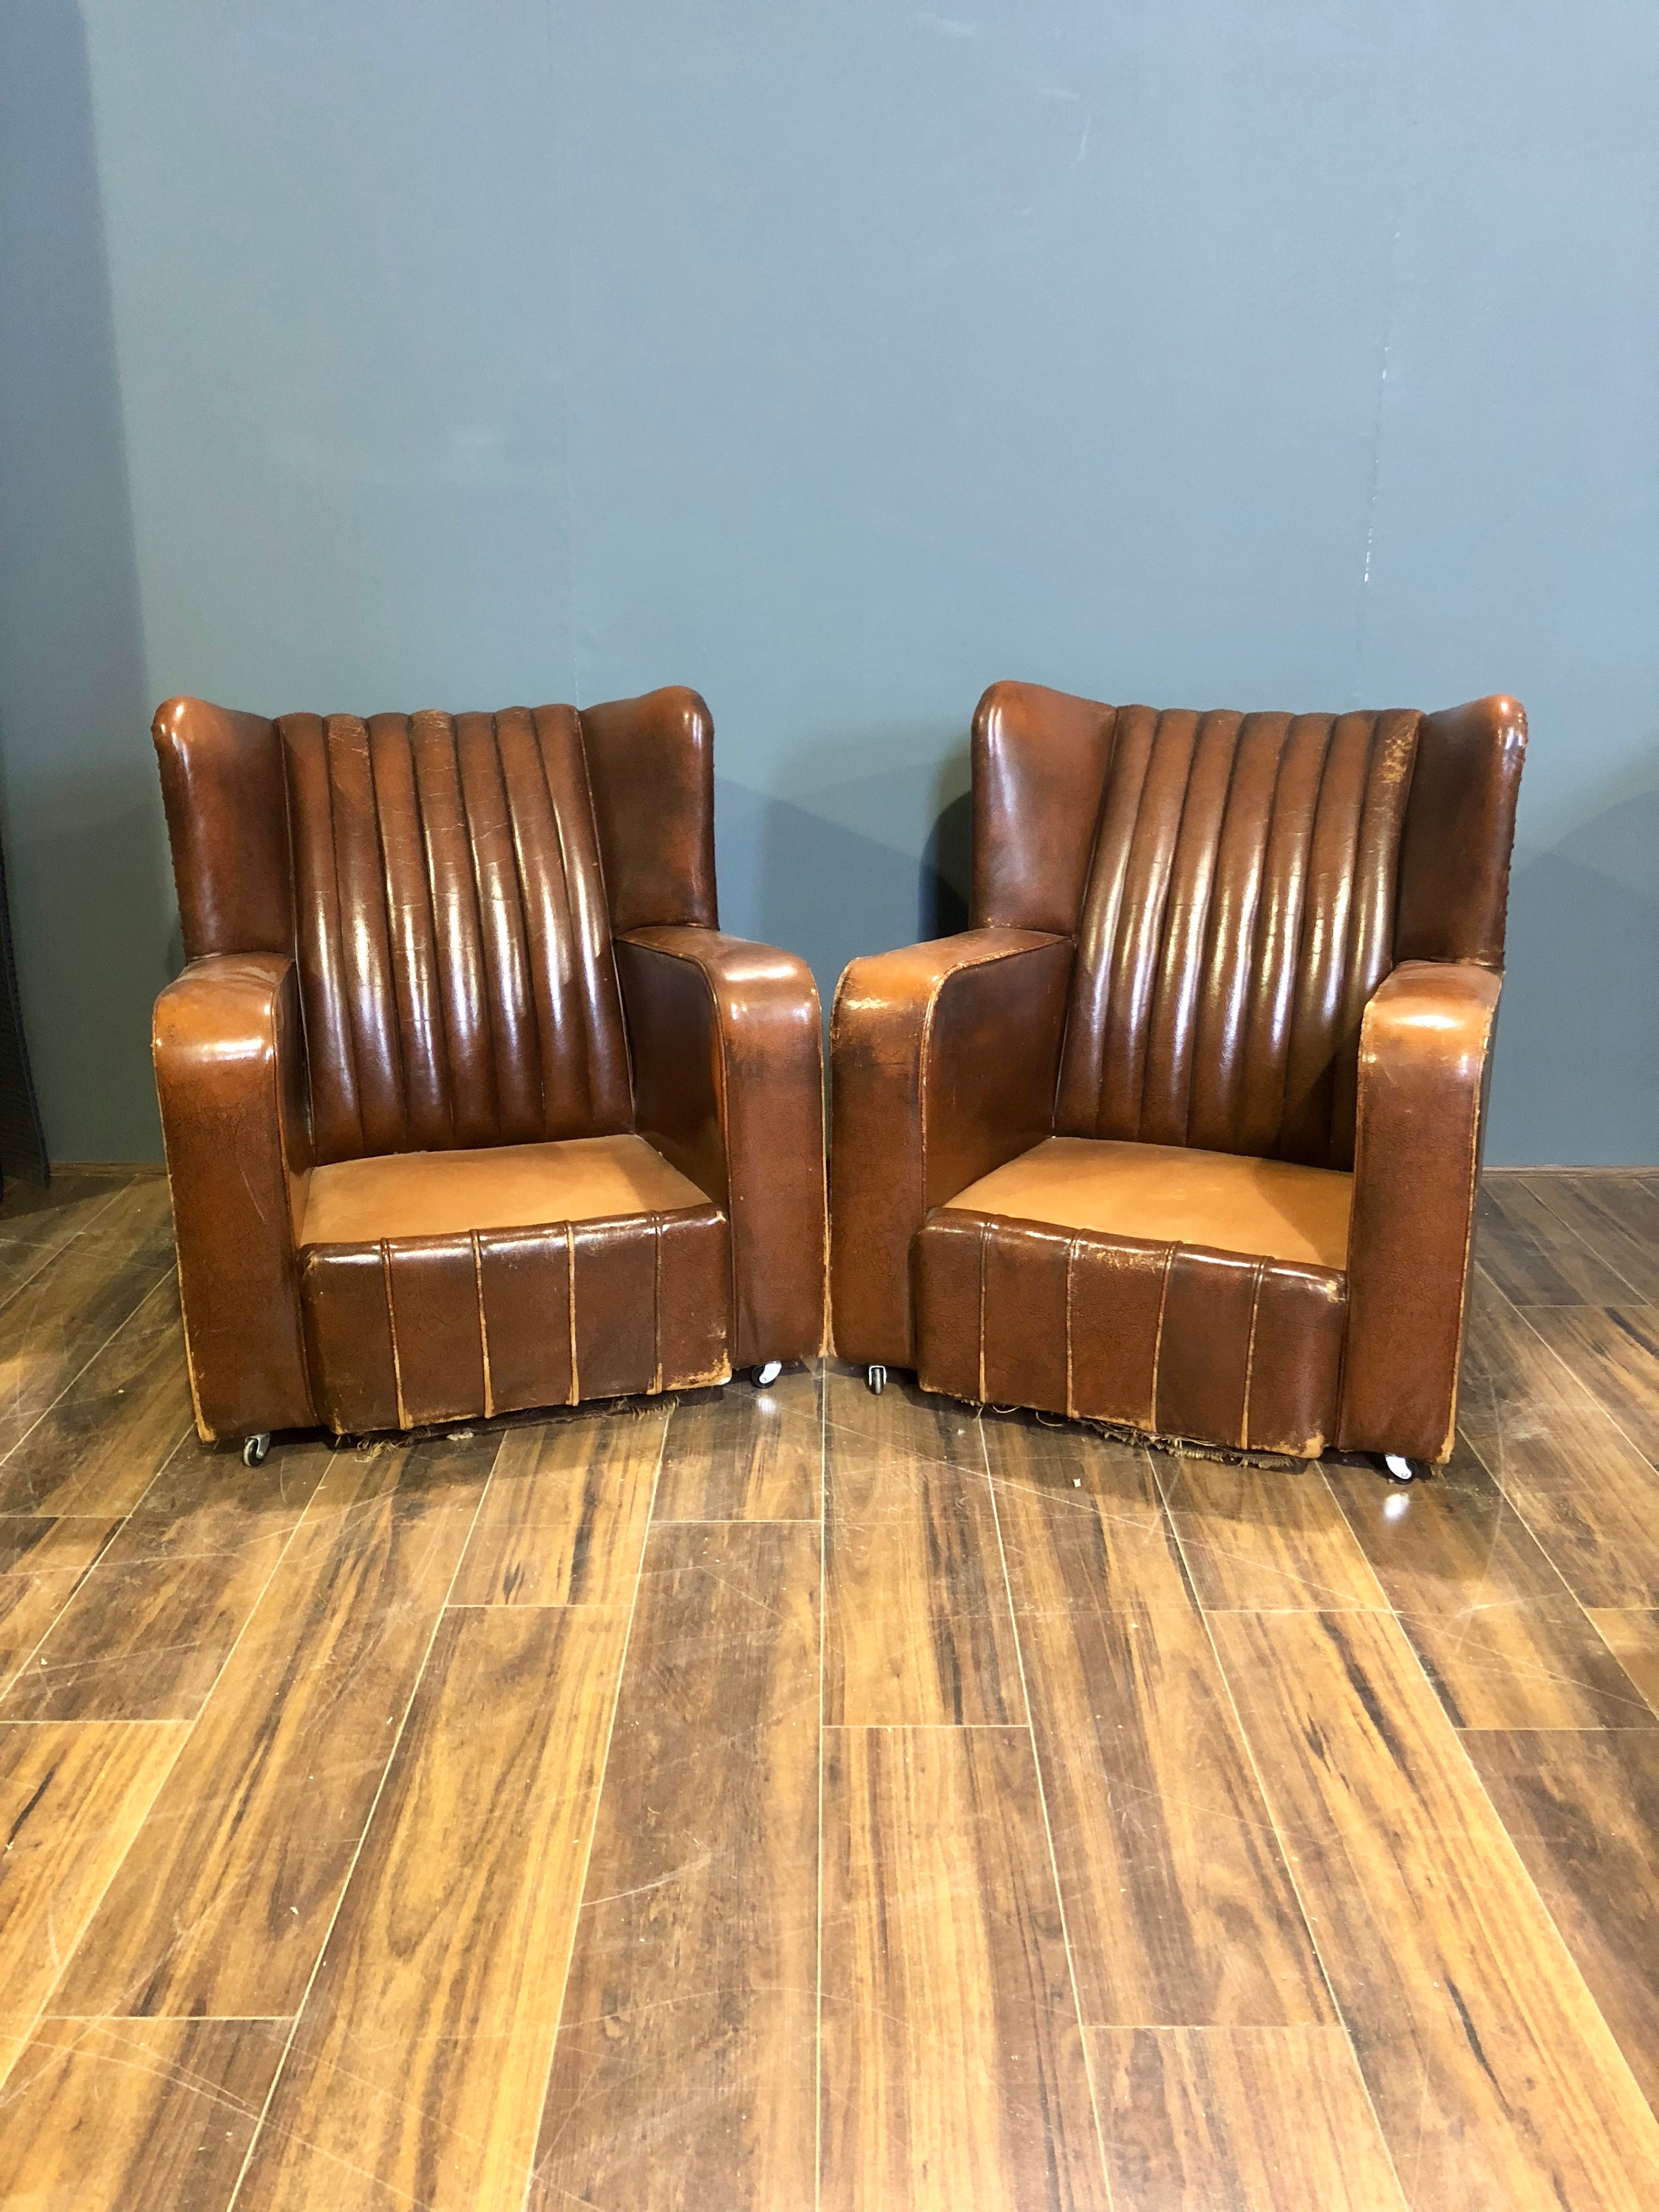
[977,1217,989,1404]
[566,1223,579,1406]
[1128,710,1205,1143]
[575,715,637,1105]
[473,1230,494,1420]
[535,707,603,1133]
[1064,1235,1078,1421]
[1148,1245,1174,1432]
[1240,1259,1265,1449]
[477,710,524,1138]
[652,1212,664,1395]
[1177,714,1248,1149]
[323,718,369,1156]
[361,714,415,1146]
[404,715,459,1147]
[382,1239,407,1430]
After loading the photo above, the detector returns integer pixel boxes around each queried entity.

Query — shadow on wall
[714,743,973,1022]
[0,0,168,1164]
[1488,782,1659,1166]
[719,740,1658,1170]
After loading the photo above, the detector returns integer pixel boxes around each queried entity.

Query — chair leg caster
[242,1433,271,1468]
[1383,1453,1417,1484]
[753,1361,783,1387]
[867,1364,886,1396]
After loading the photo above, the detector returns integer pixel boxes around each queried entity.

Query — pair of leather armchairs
[153,681,1524,1474]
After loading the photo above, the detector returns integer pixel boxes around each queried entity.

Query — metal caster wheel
[867,1364,887,1396]
[242,1433,271,1468]
[753,1361,783,1387]
[1383,1453,1417,1484]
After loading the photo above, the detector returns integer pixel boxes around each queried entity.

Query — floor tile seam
[515,1382,675,2212]
[977,1409,1117,2212]
[0,1711,198,2115]
[1209,1594,1659,2173]
[1519,1176,1650,1302]
[3,1423,348,1736]
[1464,1269,1659,1690]
[0,1261,179,1475]
[1165,1515,1409,2209]
[1502,1295,1659,1479]
[0,1183,129,1327]
[220,1434,503,2212]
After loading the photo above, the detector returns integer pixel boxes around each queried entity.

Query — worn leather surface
[152,954,316,1442]
[828,929,1074,1368]
[944,1136,1351,1269]
[970,681,1118,935]
[153,698,292,959]
[1057,706,1421,1170]
[916,1210,1347,1456]
[152,687,806,1437]
[301,1132,709,1246]
[1396,695,1527,967]
[580,687,719,932]
[1339,961,1503,1462]
[616,926,826,1367]
[831,686,1525,1463]
[278,705,631,1164]
[301,1203,730,1434]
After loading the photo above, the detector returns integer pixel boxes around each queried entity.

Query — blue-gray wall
[1,0,1654,1165]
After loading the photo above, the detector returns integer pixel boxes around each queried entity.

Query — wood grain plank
[531,1521,819,2212]
[1,1438,324,1723]
[825,1369,1024,1724]
[1090,2025,1405,2211]
[449,1404,667,1606]
[0,2017,287,2212]
[236,1603,628,2212]
[0,1519,119,1696]
[1587,1609,1659,1718]
[0,1181,176,1459]
[0,1173,126,1309]
[1521,1173,1659,1302]
[1466,1728,1659,2114]
[1327,1438,1652,1729]
[653,1364,822,1520]
[1459,1267,1659,1605]
[1476,1177,1638,1305]
[1155,1454,1386,1613]
[987,1415,1331,2027]
[820,1725,1107,2212]
[1519,1305,1659,1468]
[50,1432,493,2021]
[1211,1608,1659,2210]
[0,1276,193,1516]
[0,1721,187,2042]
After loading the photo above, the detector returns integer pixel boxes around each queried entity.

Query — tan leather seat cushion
[943,1136,1352,1271]
[301,1132,713,1248]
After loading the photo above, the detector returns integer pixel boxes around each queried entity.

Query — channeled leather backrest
[1054,706,1423,1170]
[276,707,631,1163]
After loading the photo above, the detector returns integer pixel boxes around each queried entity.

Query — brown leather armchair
[153,687,826,1454]
[831,684,1526,1469]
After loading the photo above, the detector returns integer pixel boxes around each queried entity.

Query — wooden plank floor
[1,1165,1657,2209]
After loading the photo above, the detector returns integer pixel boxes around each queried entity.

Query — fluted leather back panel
[279,706,631,1164]
[1056,705,1421,1169]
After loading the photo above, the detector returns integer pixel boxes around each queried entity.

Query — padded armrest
[829,928,1073,1368]
[1338,960,1503,1462]
[614,925,826,1367]
[153,953,316,1441]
